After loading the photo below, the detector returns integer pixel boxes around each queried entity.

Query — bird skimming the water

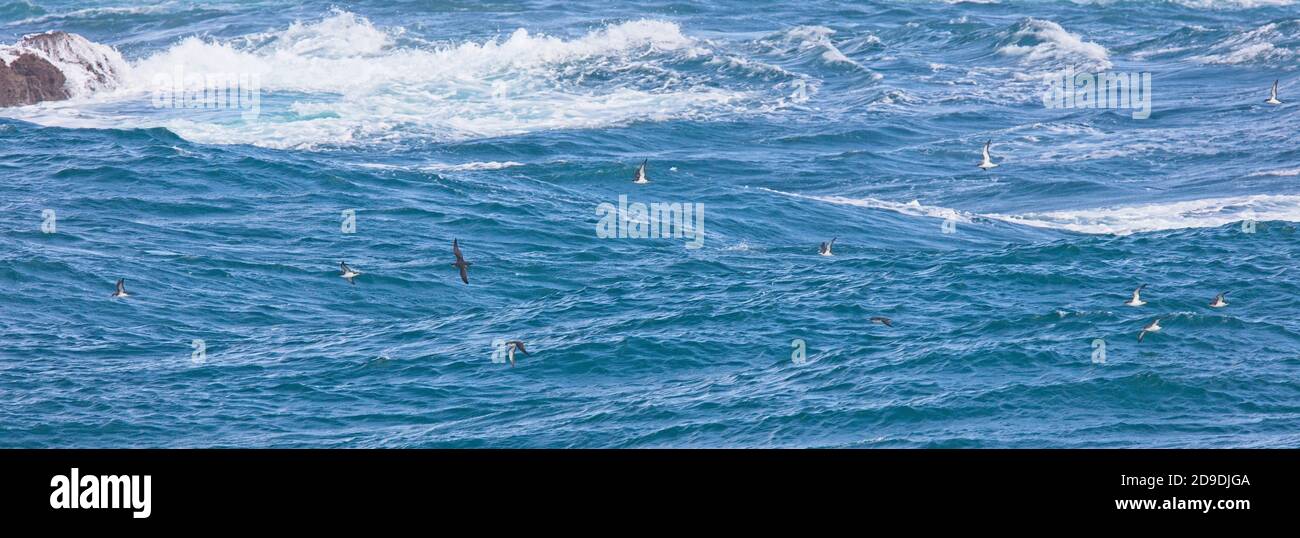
[505,340,528,367]
[1125,284,1147,307]
[111,278,128,298]
[1210,292,1228,308]
[1266,80,1282,105]
[1138,318,1162,342]
[819,238,836,256]
[978,141,997,170]
[633,159,649,184]
[340,262,361,285]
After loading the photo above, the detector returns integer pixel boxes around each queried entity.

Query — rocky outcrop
[0,52,69,106]
[1,31,126,107]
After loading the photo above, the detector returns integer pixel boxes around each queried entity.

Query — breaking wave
[769,188,1300,235]
[3,10,788,149]
[997,18,1112,72]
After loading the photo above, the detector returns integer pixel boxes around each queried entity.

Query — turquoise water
[2,0,1299,447]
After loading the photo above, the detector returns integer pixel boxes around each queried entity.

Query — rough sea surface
[2,0,1299,447]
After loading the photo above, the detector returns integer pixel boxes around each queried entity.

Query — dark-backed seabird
[1210,292,1228,308]
[111,278,128,298]
[633,159,649,184]
[452,239,472,284]
[870,316,893,327]
[977,140,997,170]
[1266,80,1282,106]
[505,340,528,367]
[819,238,836,256]
[1138,318,1162,342]
[1125,284,1147,307]
[340,261,361,285]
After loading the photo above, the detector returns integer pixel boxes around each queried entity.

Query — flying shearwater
[1210,292,1228,308]
[1138,318,1162,342]
[870,316,893,327]
[1266,80,1282,106]
[111,278,128,298]
[339,261,361,285]
[505,340,529,367]
[977,140,997,170]
[452,239,472,284]
[1125,284,1147,307]
[633,159,649,184]
[819,238,836,256]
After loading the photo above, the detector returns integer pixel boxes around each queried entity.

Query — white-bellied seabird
[1125,284,1147,307]
[1138,318,1161,342]
[633,159,649,184]
[1210,292,1228,308]
[870,316,893,327]
[111,278,128,298]
[505,340,528,367]
[819,238,836,256]
[1266,80,1282,106]
[340,262,361,285]
[452,239,472,284]
[977,140,997,170]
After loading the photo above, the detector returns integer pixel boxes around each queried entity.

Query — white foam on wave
[1165,0,1297,7]
[129,11,702,95]
[1192,20,1299,64]
[1066,0,1296,7]
[1247,166,1300,177]
[4,10,767,149]
[761,188,975,222]
[767,188,1300,236]
[998,19,1112,71]
[358,161,525,172]
[757,25,873,68]
[2,4,177,27]
[988,194,1300,235]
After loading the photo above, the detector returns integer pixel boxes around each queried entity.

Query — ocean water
[2,0,1299,448]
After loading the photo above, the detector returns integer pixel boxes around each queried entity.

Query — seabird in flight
[505,340,528,367]
[870,316,893,327]
[1266,80,1282,105]
[1210,292,1228,308]
[111,278,128,298]
[452,239,472,284]
[977,140,998,170]
[1138,318,1162,342]
[340,261,361,285]
[1125,284,1147,307]
[633,159,649,184]
[819,238,836,256]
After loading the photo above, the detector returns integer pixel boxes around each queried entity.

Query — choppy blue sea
[2,0,1299,447]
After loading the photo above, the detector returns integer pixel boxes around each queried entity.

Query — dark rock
[1,31,125,107]
[0,52,69,107]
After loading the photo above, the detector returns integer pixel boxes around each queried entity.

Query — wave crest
[770,188,1300,236]
[7,10,782,149]
[997,18,1112,71]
